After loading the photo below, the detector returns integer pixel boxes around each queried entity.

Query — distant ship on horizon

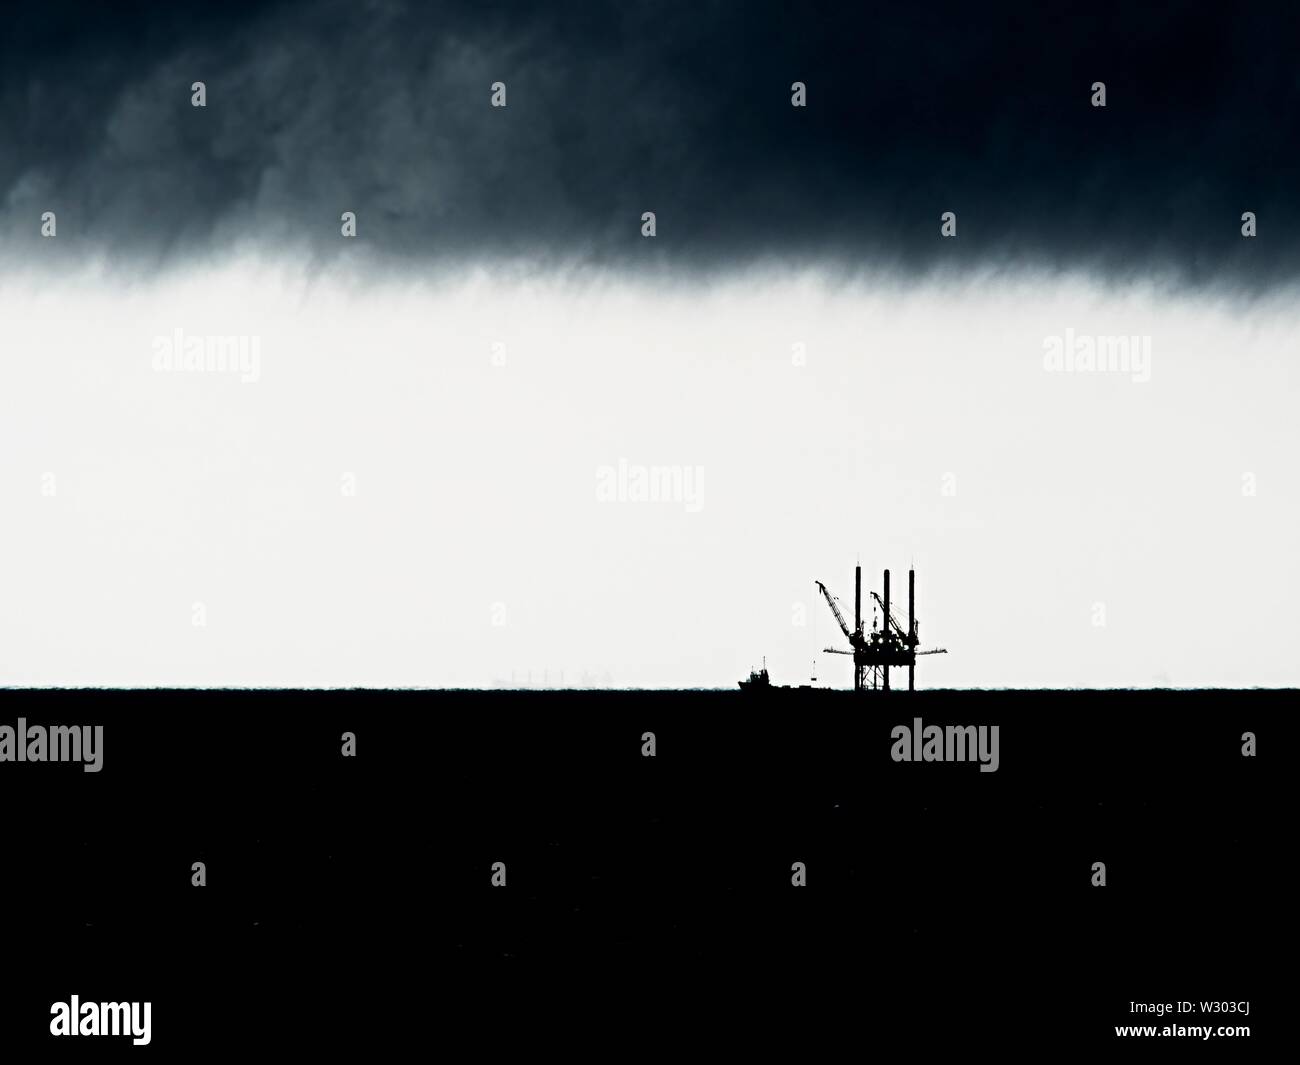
[738,659,819,692]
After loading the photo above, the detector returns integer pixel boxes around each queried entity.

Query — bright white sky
[1,255,1296,687]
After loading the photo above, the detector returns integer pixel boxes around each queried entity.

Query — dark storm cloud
[3,0,1298,285]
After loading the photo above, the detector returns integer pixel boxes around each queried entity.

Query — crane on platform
[816,564,947,691]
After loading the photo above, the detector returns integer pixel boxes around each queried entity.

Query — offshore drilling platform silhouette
[742,563,947,692]
[818,564,947,691]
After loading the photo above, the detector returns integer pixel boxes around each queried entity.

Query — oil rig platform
[816,564,947,691]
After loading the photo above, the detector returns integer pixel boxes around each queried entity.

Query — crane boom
[869,590,907,640]
[815,581,853,640]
